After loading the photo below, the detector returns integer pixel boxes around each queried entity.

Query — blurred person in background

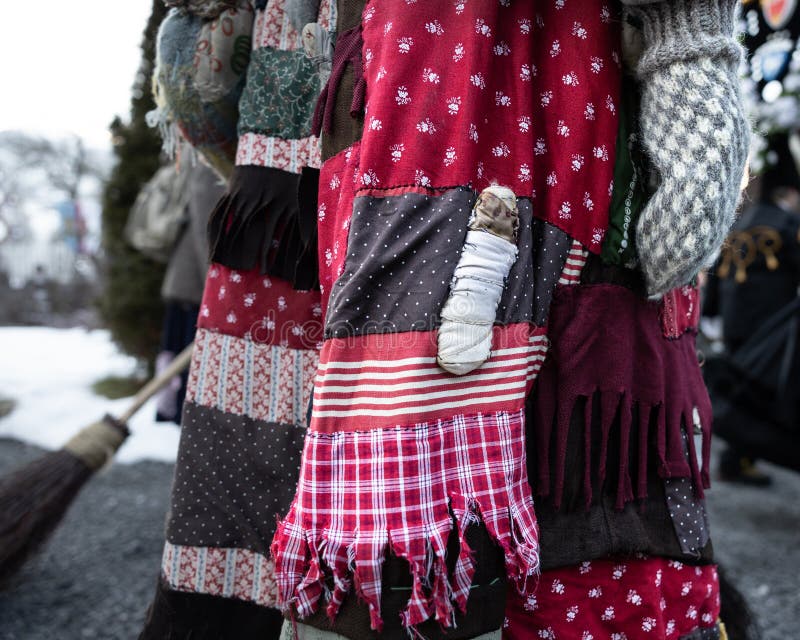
[704,133,800,485]
[125,159,226,424]
[155,161,224,423]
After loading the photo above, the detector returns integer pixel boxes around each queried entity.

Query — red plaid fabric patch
[271,409,539,631]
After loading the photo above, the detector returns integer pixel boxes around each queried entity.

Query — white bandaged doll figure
[437,185,520,375]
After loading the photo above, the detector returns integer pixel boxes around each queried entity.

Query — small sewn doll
[438,185,520,375]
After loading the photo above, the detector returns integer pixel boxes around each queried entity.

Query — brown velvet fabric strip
[207,165,319,289]
[320,0,366,161]
[138,577,284,640]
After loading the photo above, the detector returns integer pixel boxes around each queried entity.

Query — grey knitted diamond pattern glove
[624,0,750,297]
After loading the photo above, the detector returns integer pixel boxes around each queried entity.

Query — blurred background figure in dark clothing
[155,162,224,423]
[704,133,800,485]
[126,160,225,423]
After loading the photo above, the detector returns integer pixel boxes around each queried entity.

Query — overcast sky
[0,1,153,150]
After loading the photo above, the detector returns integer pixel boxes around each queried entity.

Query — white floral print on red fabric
[356,0,621,253]
[504,558,721,640]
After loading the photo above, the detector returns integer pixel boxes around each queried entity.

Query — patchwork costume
[272,1,620,637]
[150,1,255,179]
[272,1,747,639]
[139,0,748,638]
[140,1,334,637]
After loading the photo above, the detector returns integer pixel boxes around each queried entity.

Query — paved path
[0,439,172,640]
[705,453,800,640]
[0,438,796,639]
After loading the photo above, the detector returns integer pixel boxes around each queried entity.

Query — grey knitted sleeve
[625,0,750,297]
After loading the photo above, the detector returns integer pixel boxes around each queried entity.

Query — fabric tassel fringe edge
[270,495,539,633]
[532,385,712,512]
[207,166,320,290]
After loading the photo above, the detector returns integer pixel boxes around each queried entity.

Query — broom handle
[116,343,194,424]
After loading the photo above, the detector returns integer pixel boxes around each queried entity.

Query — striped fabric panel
[162,542,278,608]
[557,239,589,286]
[187,328,318,426]
[310,324,548,433]
[235,133,322,173]
[252,0,336,50]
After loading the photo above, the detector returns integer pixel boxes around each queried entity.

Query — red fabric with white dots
[273,0,623,632]
[504,558,721,640]
[355,0,621,253]
[316,142,362,319]
[198,263,323,350]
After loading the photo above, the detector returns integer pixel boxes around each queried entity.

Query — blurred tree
[0,142,26,246]
[0,132,106,257]
[0,132,104,202]
[98,0,168,369]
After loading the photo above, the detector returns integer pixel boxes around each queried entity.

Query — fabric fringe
[532,385,711,511]
[0,449,92,585]
[530,283,713,511]
[272,488,538,633]
[271,411,539,632]
[146,107,180,160]
[207,165,319,289]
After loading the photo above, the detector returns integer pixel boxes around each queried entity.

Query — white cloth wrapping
[437,230,518,375]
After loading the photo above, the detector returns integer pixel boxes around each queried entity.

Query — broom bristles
[0,449,92,585]
[0,415,129,586]
[0,345,192,587]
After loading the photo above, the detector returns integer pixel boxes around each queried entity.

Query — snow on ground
[0,326,180,463]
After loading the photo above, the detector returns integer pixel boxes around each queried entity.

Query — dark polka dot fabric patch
[167,401,305,554]
[324,188,570,338]
[500,210,572,327]
[678,625,721,640]
[664,431,711,557]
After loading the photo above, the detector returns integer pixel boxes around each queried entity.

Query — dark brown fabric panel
[527,394,715,571]
[664,432,711,557]
[336,0,364,31]
[678,626,720,640]
[139,577,284,640]
[207,165,320,289]
[166,402,305,554]
[320,0,367,161]
[325,189,570,338]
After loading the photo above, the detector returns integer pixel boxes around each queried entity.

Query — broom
[0,343,194,586]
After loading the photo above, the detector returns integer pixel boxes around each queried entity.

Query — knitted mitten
[624,0,750,297]
[437,186,519,375]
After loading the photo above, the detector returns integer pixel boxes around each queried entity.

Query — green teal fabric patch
[237,48,320,139]
[601,75,650,268]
